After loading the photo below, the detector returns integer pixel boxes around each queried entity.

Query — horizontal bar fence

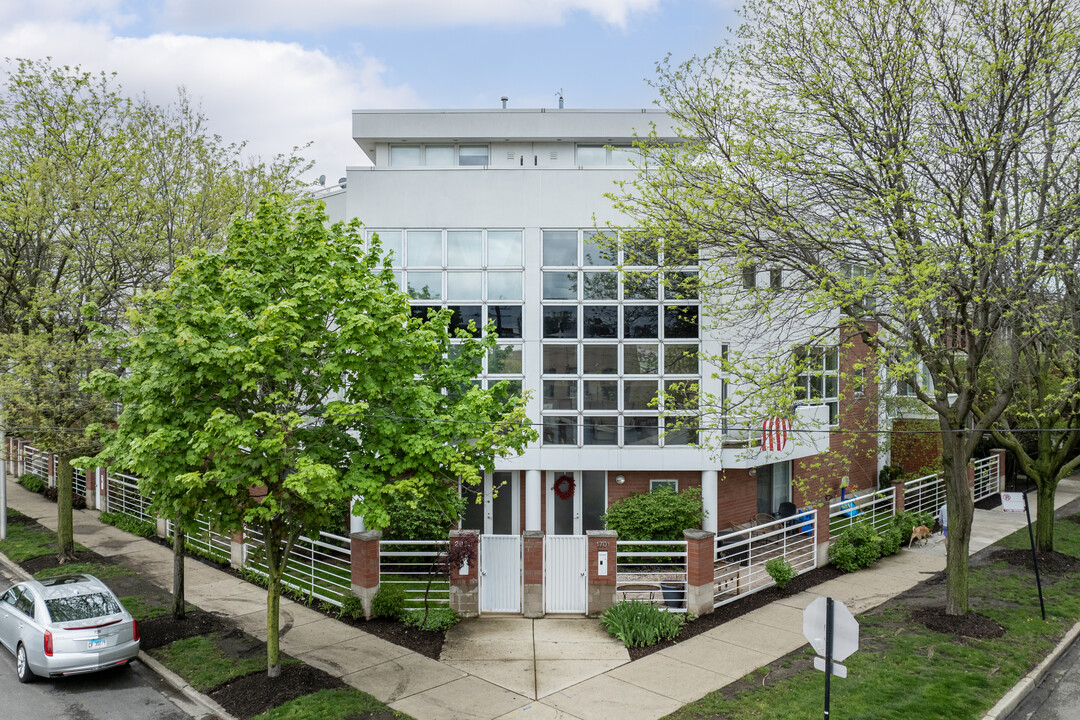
[105,472,154,522]
[379,540,451,608]
[828,486,896,540]
[615,540,688,612]
[73,467,86,499]
[904,473,946,518]
[165,514,233,565]
[22,445,49,481]
[243,527,353,608]
[973,455,999,502]
[713,511,816,608]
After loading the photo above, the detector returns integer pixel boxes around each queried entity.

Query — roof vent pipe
[501,96,508,109]
[557,89,564,109]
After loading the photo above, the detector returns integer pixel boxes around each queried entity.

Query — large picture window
[794,345,839,425]
[540,229,700,447]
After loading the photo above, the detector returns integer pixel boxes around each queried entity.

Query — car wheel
[16,644,35,683]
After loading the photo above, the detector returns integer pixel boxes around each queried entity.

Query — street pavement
[0,561,192,720]
[1005,631,1080,720]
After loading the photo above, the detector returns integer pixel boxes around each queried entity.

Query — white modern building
[323,107,861,554]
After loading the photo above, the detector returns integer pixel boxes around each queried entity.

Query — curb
[981,618,1080,720]
[137,651,238,720]
[0,548,235,720]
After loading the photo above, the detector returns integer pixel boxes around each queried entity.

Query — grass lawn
[0,509,88,561]
[34,561,136,579]
[666,513,1080,720]
[252,688,414,720]
[150,632,294,693]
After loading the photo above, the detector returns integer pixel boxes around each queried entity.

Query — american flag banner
[762,417,791,452]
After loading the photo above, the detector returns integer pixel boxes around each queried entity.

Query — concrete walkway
[4,475,1078,720]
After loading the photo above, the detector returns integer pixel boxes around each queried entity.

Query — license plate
[87,637,106,649]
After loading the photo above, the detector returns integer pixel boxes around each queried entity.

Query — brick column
[684,529,715,617]
[350,529,382,619]
[991,448,1007,492]
[892,480,906,513]
[84,466,97,510]
[587,530,617,617]
[522,530,544,618]
[49,452,56,488]
[156,517,169,539]
[448,529,479,617]
[97,468,108,512]
[815,504,831,567]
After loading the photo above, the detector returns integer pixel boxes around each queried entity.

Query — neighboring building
[324,107,878,543]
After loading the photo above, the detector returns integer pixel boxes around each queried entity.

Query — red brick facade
[891,418,943,475]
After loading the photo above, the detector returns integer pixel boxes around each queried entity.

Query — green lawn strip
[251,687,416,720]
[667,514,1080,720]
[34,561,136,580]
[0,518,89,561]
[118,595,170,621]
[149,633,294,693]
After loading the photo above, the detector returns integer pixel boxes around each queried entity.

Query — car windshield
[45,593,122,622]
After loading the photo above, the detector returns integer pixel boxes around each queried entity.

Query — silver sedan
[0,574,140,682]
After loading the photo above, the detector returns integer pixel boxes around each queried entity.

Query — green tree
[86,198,533,677]
[0,58,307,563]
[610,0,1080,614]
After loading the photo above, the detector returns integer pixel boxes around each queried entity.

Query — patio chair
[777,502,798,535]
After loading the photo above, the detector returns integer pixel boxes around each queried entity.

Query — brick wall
[606,470,702,507]
[715,469,757,530]
[891,419,943,475]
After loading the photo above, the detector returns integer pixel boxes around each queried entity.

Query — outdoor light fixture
[615,474,625,485]
[748,467,757,477]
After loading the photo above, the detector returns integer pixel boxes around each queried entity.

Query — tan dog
[909,525,932,548]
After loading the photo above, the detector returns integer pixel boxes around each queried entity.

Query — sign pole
[1023,491,1046,620]
[824,597,833,719]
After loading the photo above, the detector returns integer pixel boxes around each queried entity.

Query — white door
[544,535,588,614]
[480,534,522,613]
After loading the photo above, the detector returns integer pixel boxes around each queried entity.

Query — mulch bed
[338,615,446,660]
[911,607,1005,638]
[20,549,110,575]
[992,548,1080,574]
[139,609,231,650]
[627,564,845,661]
[975,493,1003,511]
[209,662,348,720]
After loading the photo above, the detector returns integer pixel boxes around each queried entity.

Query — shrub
[878,465,904,489]
[602,487,705,541]
[19,474,45,493]
[878,525,904,556]
[404,607,460,632]
[601,601,688,648]
[99,511,156,538]
[371,584,407,621]
[765,557,797,588]
[890,510,934,546]
[339,592,366,621]
[44,486,58,501]
[381,493,463,541]
[828,522,882,573]
[72,494,86,510]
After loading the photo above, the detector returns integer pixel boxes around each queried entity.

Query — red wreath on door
[553,474,576,500]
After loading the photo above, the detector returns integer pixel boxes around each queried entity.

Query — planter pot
[659,582,685,608]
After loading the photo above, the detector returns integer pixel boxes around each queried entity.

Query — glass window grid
[794,345,840,426]
[541,229,699,447]
[389,144,490,167]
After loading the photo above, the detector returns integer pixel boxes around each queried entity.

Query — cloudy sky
[0,1,737,182]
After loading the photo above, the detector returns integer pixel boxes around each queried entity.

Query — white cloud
[157,0,662,31]
[0,20,419,179]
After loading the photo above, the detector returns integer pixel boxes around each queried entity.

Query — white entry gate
[480,534,522,613]
[544,535,588,614]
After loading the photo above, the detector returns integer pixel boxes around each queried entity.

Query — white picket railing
[105,472,154,522]
[615,540,689,612]
[713,511,816,608]
[828,486,896,540]
[379,540,451,608]
[22,445,50,482]
[973,455,1000,502]
[904,472,946,517]
[166,514,233,565]
[243,527,352,607]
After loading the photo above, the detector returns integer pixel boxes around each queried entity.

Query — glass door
[546,471,608,535]
[461,471,519,534]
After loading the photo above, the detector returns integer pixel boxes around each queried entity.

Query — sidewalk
[5,475,1079,720]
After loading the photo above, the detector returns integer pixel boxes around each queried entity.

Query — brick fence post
[892,480,906,514]
[684,529,715,617]
[448,529,480,617]
[97,468,108,512]
[815,504,831,567]
[350,529,382,619]
[49,452,56,488]
[230,530,245,570]
[523,530,544,617]
[587,530,618,617]
[991,448,1007,492]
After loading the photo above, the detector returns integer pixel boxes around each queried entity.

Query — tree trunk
[940,430,974,616]
[1035,478,1057,553]
[172,515,186,620]
[266,535,282,678]
[56,453,76,563]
